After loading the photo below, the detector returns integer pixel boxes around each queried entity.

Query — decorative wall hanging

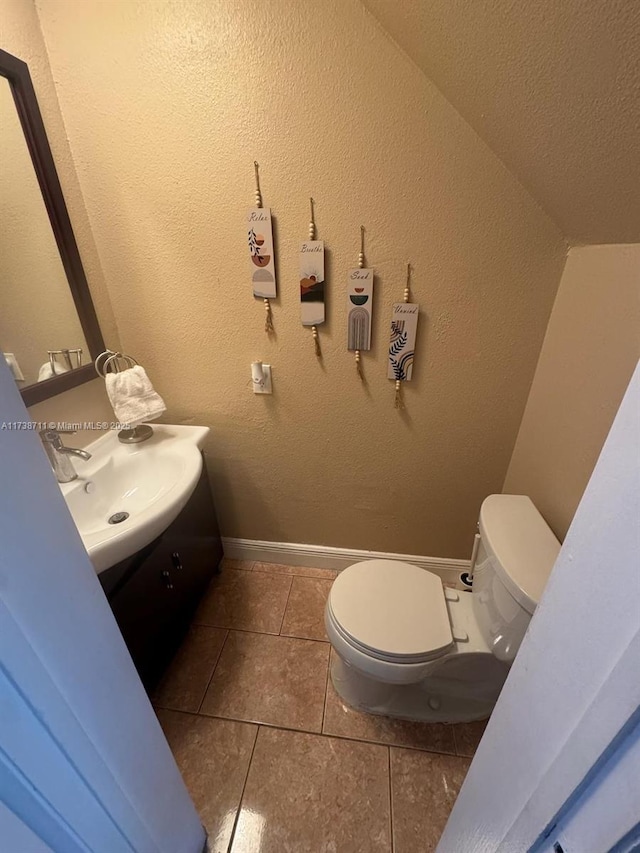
[300,197,325,358]
[347,225,373,380]
[388,263,419,409]
[248,161,276,333]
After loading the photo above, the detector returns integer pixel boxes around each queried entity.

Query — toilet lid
[328,560,453,661]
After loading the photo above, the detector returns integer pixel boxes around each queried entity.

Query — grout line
[196,629,230,715]
[191,707,459,758]
[227,724,260,853]
[220,627,326,645]
[191,621,307,638]
[320,649,332,733]
[280,631,330,643]
[388,747,395,853]
[277,576,295,635]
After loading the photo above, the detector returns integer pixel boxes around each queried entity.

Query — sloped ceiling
[362,0,640,244]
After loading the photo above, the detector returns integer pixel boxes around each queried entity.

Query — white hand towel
[105,365,166,427]
[38,361,69,382]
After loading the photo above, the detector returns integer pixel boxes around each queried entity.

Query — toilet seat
[327,560,454,664]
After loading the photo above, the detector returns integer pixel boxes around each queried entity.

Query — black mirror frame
[0,48,106,406]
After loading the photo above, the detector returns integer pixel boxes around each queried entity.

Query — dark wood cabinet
[99,458,223,689]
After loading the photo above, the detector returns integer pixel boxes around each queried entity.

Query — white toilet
[324,494,561,723]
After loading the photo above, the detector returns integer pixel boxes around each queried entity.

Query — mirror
[0,79,89,386]
[0,49,105,406]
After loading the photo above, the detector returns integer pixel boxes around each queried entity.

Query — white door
[437,362,640,853]
[0,359,205,852]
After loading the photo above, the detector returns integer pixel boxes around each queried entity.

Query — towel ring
[103,352,138,376]
[94,350,138,377]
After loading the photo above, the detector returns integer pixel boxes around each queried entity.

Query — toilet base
[330,653,499,724]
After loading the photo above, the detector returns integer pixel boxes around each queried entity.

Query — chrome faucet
[39,428,92,483]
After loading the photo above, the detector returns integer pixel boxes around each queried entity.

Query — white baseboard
[221,537,471,585]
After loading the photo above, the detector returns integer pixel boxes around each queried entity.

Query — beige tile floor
[153,559,487,853]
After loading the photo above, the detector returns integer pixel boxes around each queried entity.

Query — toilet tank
[472,495,560,662]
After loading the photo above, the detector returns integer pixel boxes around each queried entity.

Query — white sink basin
[60,424,210,573]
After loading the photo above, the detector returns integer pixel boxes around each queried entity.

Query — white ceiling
[362,0,640,244]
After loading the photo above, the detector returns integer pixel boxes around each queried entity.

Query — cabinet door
[107,546,181,687]
[160,462,223,610]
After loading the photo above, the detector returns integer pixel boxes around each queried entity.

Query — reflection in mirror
[0,77,89,387]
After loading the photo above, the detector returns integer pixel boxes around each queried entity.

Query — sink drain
[108,511,129,525]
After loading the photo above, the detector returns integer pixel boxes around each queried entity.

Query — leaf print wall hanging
[347,225,373,381]
[300,197,325,358]
[248,161,276,333]
[388,264,419,409]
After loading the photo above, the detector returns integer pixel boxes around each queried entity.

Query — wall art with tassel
[388,264,419,408]
[347,225,373,380]
[300,197,324,358]
[247,161,275,333]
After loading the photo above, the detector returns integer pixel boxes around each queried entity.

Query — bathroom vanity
[98,464,223,689]
[53,423,221,690]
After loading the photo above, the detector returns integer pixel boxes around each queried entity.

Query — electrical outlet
[251,362,272,394]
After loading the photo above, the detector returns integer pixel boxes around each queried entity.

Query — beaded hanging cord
[355,225,365,380]
[309,197,322,358]
[395,263,411,410]
[254,161,274,333]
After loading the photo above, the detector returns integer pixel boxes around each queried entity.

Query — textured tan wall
[362,0,640,245]
[0,81,88,384]
[27,377,115,447]
[0,0,118,427]
[31,0,567,558]
[504,244,640,540]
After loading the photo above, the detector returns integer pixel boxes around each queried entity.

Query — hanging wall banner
[299,240,325,326]
[387,303,419,381]
[248,207,277,299]
[347,268,374,351]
